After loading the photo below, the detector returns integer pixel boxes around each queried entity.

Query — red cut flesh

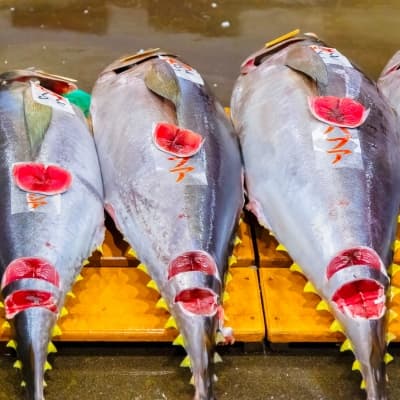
[240,57,256,74]
[12,162,72,195]
[326,247,382,279]
[308,96,369,128]
[332,280,385,319]
[168,251,217,280]
[153,122,204,157]
[1,257,60,289]
[175,288,218,315]
[4,290,58,319]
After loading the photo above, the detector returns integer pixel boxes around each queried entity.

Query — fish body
[378,50,400,115]
[91,50,243,400]
[0,70,105,399]
[231,33,400,400]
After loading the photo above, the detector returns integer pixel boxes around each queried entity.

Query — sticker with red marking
[309,45,353,68]
[311,124,363,169]
[4,290,58,319]
[13,162,72,195]
[31,81,75,114]
[158,56,204,85]
[168,251,218,280]
[1,257,60,289]
[175,288,218,316]
[153,122,204,157]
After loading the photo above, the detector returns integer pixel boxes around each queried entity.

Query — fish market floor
[0,342,399,400]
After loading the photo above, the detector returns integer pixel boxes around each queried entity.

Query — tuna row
[0,29,400,400]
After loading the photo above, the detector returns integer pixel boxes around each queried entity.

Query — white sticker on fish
[312,124,364,169]
[159,56,204,86]
[309,45,353,68]
[30,81,75,114]
[11,184,61,215]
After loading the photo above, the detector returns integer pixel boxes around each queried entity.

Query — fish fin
[189,375,195,385]
[388,286,400,301]
[352,360,361,372]
[96,245,104,255]
[213,374,218,383]
[165,316,177,329]
[339,339,353,352]
[126,248,137,258]
[44,361,52,371]
[147,280,160,292]
[52,325,62,337]
[239,217,243,225]
[386,332,396,344]
[265,29,301,48]
[276,243,287,252]
[289,263,303,274]
[329,320,344,334]
[144,61,180,106]
[228,255,237,267]
[316,300,330,312]
[6,340,17,350]
[303,281,318,294]
[75,273,84,283]
[215,330,225,344]
[13,360,22,369]
[43,380,47,388]
[225,272,233,285]
[234,236,242,246]
[155,297,169,311]
[394,240,400,253]
[66,291,76,299]
[172,334,185,347]
[82,259,90,267]
[60,307,69,317]
[23,85,52,157]
[180,356,191,368]
[20,381,26,387]
[137,263,149,274]
[223,291,230,303]
[213,352,223,363]
[0,301,4,308]
[2,321,11,329]
[284,45,328,86]
[360,380,366,390]
[384,353,394,364]
[388,309,398,323]
[389,263,400,276]
[47,342,57,354]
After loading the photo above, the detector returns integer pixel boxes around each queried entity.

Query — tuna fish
[231,30,400,400]
[0,69,105,399]
[91,49,243,400]
[378,50,400,116]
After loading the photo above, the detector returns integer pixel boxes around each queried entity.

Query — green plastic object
[63,89,91,117]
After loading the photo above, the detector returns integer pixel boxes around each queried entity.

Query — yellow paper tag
[265,29,300,48]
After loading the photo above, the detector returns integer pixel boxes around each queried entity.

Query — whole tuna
[231,31,400,400]
[0,69,105,399]
[91,49,243,400]
[378,50,400,115]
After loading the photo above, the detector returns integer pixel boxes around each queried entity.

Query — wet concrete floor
[1,1,400,400]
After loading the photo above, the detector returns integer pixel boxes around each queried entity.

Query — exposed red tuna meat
[175,288,218,315]
[168,251,217,280]
[1,257,60,289]
[12,162,72,195]
[308,96,370,128]
[153,122,204,157]
[4,290,58,319]
[332,280,385,319]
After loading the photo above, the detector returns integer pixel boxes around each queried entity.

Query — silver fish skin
[91,51,243,400]
[231,35,400,400]
[0,71,105,400]
[378,50,400,115]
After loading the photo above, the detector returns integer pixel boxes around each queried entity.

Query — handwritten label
[159,56,204,85]
[31,81,75,114]
[309,45,353,68]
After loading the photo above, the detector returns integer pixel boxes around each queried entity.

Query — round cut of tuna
[1,257,60,289]
[153,122,204,157]
[175,288,218,315]
[12,162,72,195]
[308,96,370,128]
[168,251,218,280]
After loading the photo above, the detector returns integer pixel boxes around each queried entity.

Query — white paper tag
[309,45,353,68]
[30,81,75,114]
[312,125,364,169]
[159,56,204,85]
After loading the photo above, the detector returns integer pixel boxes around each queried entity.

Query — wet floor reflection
[0,1,399,103]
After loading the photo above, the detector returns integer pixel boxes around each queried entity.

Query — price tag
[30,81,75,114]
[159,56,204,85]
[309,45,353,68]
